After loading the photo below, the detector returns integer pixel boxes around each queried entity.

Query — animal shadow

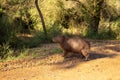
[51,52,117,69]
[89,52,117,60]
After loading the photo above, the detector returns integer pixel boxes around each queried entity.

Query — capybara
[52,35,90,60]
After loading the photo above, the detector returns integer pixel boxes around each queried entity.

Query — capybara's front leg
[81,50,89,61]
[62,51,68,58]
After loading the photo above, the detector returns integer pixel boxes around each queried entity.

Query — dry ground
[0,40,120,80]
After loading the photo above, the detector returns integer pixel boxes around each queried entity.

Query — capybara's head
[52,35,65,43]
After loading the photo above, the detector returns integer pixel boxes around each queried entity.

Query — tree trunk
[89,0,104,35]
[35,0,48,41]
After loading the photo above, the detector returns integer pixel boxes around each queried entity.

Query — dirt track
[0,40,120,80]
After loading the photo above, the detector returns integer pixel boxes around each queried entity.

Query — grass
[0,45,63,62]
[52,48,63,54]
[0,45,30,62]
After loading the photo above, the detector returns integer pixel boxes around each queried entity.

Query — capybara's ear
[62,35,69,40]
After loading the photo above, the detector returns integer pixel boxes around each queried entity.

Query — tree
[35,0,48,41]
[65,0,104,36]
[77,0,104,35]
[88,0,104,35]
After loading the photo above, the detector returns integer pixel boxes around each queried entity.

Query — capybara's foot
[84,56,90,61]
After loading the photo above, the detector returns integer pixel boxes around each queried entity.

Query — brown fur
[53,35,90,60]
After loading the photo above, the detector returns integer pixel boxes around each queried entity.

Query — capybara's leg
[81,54,85,59]
[81,50,89,61]
[78,52,84,59]
[63,51,68,57]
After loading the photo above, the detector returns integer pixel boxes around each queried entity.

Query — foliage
[17,48,29,59]
[14,9,34,33]
[0,43,14,59]
[111,18,120,39]
[31,25,62,44]
[0,42,29,61]
[0,8,17,45]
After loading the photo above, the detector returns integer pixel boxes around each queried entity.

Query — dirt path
[0,40,120,80]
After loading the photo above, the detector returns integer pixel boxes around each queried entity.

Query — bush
[0,43,30,61]
[111,18,120,39]
[0,7,32,48]
[0,12,16,44]
[29,24,62,45]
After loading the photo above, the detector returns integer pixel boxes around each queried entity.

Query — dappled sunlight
[90,40,120,54]
[104,44,120,53]
[0,0,120,79]
[1,40,120,80]
[51,57,83,70]
[17,34,33,38]
[91,44,120,54]
[1,40,120,71]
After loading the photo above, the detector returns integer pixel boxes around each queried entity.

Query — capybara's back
[67,37,90,52]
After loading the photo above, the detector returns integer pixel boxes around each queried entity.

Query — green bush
[0,12,16,44]
[111,18,120,39]
[0,43,30,61]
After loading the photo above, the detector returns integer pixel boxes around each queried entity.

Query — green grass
[52,48,63,54]
[0,43,30,62]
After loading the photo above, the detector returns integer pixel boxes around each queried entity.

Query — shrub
[111,18,120,39]
[0,12,16,44]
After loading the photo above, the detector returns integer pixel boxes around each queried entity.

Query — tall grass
[0,42,30,61]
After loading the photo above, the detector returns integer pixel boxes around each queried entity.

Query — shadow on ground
[50,52,118,69]
[104,45,120,52]
[89,52,117,60]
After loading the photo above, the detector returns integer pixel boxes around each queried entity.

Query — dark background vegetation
[0,0,120,60]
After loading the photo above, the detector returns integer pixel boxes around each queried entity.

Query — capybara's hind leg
[81,50,89,61]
